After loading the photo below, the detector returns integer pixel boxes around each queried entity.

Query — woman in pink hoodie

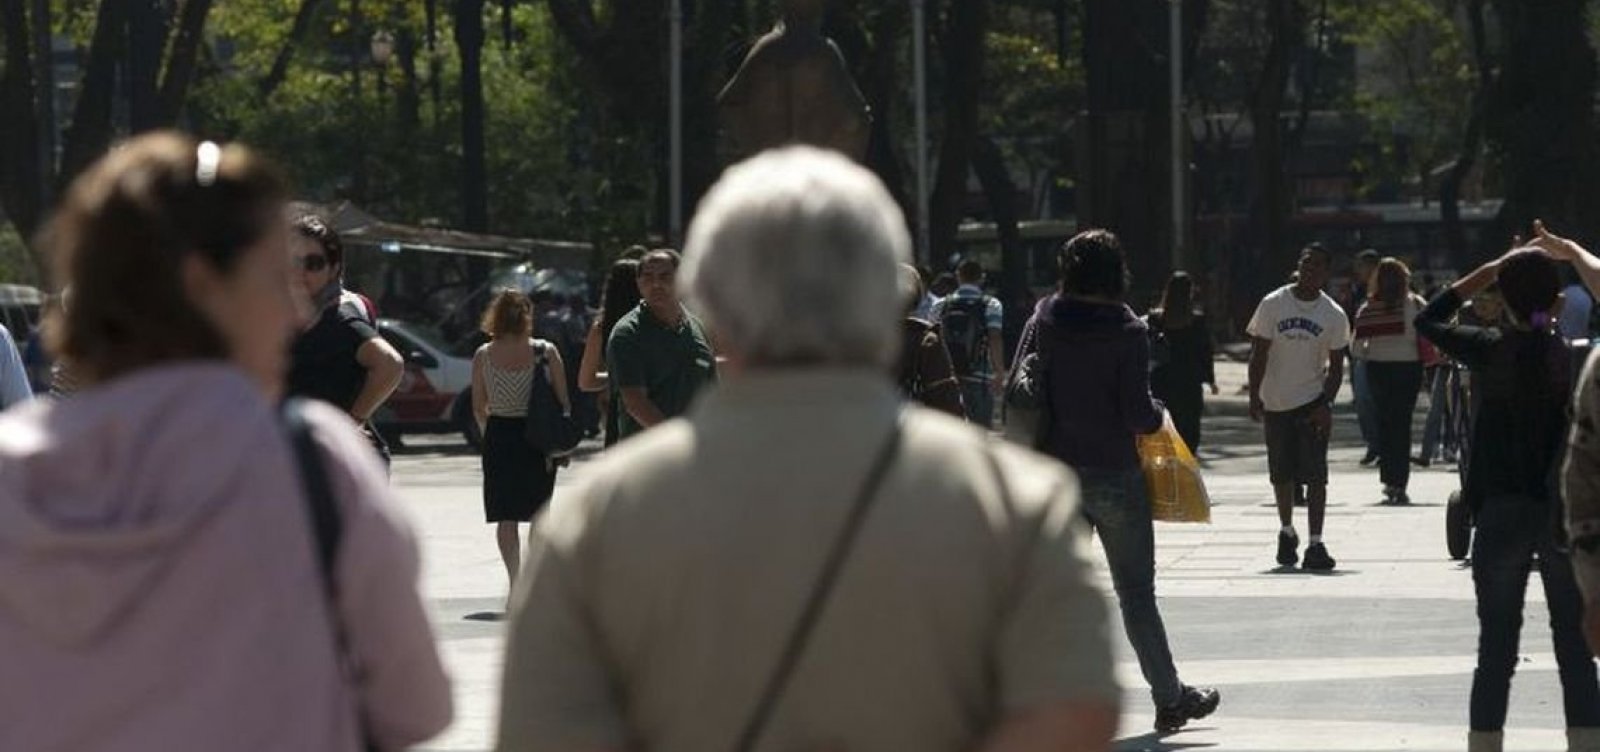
[0,132,452,750]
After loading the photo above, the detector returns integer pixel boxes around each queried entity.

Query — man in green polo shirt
[606,249,718,442]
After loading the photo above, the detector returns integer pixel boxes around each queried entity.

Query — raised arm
[1533,219,1600,300]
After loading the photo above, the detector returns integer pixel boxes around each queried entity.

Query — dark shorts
[1264,399,1329,486]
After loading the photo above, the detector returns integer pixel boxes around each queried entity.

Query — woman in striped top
[471,290,570,600]
[1353,257,1427,504]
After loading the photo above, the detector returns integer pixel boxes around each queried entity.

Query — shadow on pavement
[1115,729,1219,751]
[463,611,505,622]
[1258,566,1361,577]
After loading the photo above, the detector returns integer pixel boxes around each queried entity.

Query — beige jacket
[1566,350,1600,597]
[496,369,1116,752]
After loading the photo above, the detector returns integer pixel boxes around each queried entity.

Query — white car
[374,319,480,447]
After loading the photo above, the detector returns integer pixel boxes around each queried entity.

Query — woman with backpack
[0,132,451,750]
[472,289,571,600]
[1416,239,1600,752]
[1146,271,1217,451]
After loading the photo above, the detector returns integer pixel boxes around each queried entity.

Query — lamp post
[668,0,685,245]
[1169,0,1185,273]
[912,0,931,268]
[371,30,395,110]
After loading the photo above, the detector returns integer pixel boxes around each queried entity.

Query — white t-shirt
[1246,285,1352,412]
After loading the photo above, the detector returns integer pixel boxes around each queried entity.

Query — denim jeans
[1352,358,1377,455]
[1078,467,1184,707]
[962,380,995,429]
[1469,495,1600,731]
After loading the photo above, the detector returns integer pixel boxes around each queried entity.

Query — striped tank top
[485,357,535,417]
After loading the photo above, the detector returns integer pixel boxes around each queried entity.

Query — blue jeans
[962,380,995,429]
[1469,495,1600,731]
[1352,358,1377,454]
[1078,467,1184,707]
[1419,367,1452,462]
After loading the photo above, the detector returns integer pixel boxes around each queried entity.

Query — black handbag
[524,342,581,455]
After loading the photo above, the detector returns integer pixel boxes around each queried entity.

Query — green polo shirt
[606,303,717,441]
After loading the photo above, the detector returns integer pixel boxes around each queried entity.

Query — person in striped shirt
[1352,257,1428,505]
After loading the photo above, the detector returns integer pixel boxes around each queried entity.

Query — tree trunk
[972,135,1028,358]
[929,0,989,264]
[454,0,489,231]
[1080,0,1168,293]
[156,0,215,127]
[259,0,326,98]
[0,0,44,267]
[59,0,127,188]
[1244,0,1297,304]
[395,27,422,134]
[1483,0,1598,259]
[1440,0,1490,268]
[126,0,168,133]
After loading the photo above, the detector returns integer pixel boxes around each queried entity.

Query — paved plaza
[394,363,1583,751]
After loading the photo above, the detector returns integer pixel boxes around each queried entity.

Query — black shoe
[1155,685,1221,733]
[1360,451,1379,467]
[1384,486,1411,505]
[1276,530,1299,567]
[1410,455,1431,468]
[1303,542,1337,571]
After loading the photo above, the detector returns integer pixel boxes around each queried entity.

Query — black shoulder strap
[733,418,904,752]
[284,399,341,589]
[281,400,380,752]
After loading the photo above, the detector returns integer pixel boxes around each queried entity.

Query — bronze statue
[717,0,872,162]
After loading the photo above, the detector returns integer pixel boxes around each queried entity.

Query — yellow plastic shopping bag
[1137,415,1211,523]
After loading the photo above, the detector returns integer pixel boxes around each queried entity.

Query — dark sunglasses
[297,254,330,272]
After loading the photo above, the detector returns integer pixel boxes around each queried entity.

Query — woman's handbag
[1137,413,1211,523]
[524,342,581,455]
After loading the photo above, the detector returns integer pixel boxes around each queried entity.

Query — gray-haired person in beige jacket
[495,147,1119,752]
[1541,221,1600,661]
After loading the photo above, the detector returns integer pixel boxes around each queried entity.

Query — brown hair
[1368,257,1412,306]
[480,289,533,337]
[44,131,288,386]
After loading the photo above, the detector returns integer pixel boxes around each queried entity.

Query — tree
[1484,0,1600,257]
[0,0,216,278]
[929,0,991,263]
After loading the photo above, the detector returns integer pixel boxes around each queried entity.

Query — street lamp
[370,29,395,67]
[912,0,931,268]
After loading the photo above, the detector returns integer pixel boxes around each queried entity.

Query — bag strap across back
[282,400,379,752]
[732,417,905,752]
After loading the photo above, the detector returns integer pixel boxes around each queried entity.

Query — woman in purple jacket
[1014,229,1219,733]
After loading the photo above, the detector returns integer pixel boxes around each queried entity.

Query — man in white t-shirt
[1247,243,1352,572]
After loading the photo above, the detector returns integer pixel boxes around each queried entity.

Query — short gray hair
[681,147,910,368]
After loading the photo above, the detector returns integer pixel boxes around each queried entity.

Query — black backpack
[940,296,990,378]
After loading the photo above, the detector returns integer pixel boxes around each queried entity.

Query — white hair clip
[195,141,221,187]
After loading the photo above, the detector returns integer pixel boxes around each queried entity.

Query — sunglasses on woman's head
[298,254,330,272]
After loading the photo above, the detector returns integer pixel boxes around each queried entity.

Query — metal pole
[669,0,685,244]
[912,0,931,268]
[1169,0,1184,273]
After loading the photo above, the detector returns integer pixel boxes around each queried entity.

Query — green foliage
[1333,0,1472,197]
[0,223,39,286]
[187,0,652,251]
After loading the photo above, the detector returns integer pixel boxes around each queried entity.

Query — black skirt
[482,416,556,523]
